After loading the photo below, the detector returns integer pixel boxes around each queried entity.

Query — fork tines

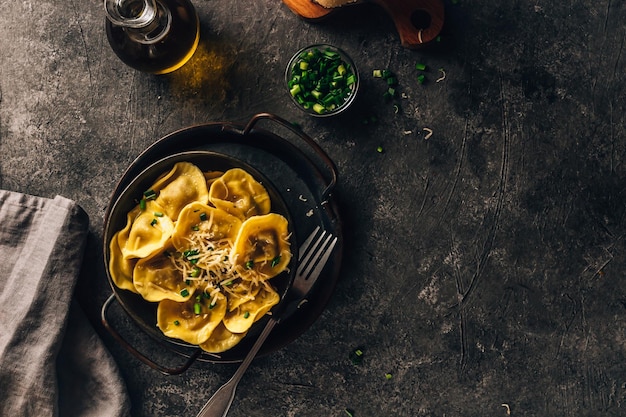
[297,226,338,280]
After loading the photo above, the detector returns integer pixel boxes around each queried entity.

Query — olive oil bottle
[105,0,199,74]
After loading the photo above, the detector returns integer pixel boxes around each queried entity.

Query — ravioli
[133,244,193,302]
[209,168,271,220]
[171,202,242,254]
[152,162,210,221]
[120,200,175,259]
[157,292,227,345]
[230,213,291,280]
[108,230,139,293]
[223,280,262,312]
[222,285,279,333]
[199,323,247,354]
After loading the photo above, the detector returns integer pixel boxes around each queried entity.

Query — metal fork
[196,226,338,417]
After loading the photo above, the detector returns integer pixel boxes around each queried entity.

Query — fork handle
[196,318,279,417]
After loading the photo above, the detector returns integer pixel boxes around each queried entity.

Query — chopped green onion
[312,103,325,114]
[173,320,180,326]
[190,266,201,278]
[180,288,189,297]
[271,256,281,267]
[194,303,201,315]
[150,218,157,226]
[199,212,207,221]
[417,74,426,84]
[191,225,199,231]
[349,347,365,365]
[377,146,384,153]
[154,211,164,217]
[385,373,393,380]
[245,260,254,269]
[143,189,157,200]
[372,69,383,78]
[415,63,427,71]
[243,311,250,319]
[345,408,355,417]
[139,198,146,210]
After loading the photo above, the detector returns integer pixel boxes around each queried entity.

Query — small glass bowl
[285,44,360,117]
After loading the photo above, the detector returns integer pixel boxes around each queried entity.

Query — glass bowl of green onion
[285,44,359,117]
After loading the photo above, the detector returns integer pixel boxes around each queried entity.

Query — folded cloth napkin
[0,190,131,417]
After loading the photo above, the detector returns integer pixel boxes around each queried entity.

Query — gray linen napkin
[0,190,131,417]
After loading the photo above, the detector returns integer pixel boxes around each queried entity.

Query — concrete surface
[1,1,626,416]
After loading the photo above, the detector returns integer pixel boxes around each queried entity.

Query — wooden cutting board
[282,0,444,49]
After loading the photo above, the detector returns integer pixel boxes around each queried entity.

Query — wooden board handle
[373,0,444,48]
[281,0,444,48]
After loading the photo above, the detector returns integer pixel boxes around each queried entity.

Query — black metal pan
[101,113,343,374]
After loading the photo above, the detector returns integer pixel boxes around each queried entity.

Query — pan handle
[241,112,338,204]
[101,294,202,375]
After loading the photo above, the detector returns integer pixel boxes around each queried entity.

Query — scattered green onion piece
[243,311,250,319]
[190,267,201,278]
[385,373,393,380]
[349,347,365,365]
[271,256,281,267]
[139,198,146,210]
[345,408,355,417]
[180,288,189,297]
[150,218,157,226]
[372,69,383,78]
[377,146,384,153]
[191,225,199,231]
[417,74,426,84]
[245,260,254,269]
[194,303,202,315]
[154,211,164,217]
[199,212,207,221]
[415,63,427,71]
[143,189,157,200]
[173,320,180,326]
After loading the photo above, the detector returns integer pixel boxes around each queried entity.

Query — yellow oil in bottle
[105,0,199,74]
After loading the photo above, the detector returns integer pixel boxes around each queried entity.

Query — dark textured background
[1,1,625,416]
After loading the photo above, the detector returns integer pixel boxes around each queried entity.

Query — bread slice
[312,0,358,8]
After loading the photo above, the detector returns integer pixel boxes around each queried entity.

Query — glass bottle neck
[104,0,171,44]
